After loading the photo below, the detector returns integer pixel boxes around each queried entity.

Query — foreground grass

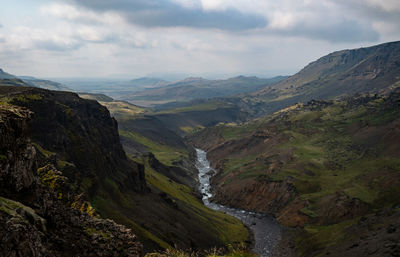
[146,243,257,257]
[140,156,249,244]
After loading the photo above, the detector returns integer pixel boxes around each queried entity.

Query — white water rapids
[195,148,281,257]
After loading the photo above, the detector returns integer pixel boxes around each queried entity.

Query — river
[195,148,281,257]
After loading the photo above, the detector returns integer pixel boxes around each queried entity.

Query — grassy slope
[141,157,248,244]
[192,91,400,256]
[119,130,188,166]
[94,96,249,251]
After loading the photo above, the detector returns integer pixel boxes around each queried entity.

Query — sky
[0,0,399,79]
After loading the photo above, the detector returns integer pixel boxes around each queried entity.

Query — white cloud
[367,0,400,12]
[41,3,124,25]
[0,0,399,78]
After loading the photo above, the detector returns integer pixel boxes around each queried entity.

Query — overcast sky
[0,0,399,79]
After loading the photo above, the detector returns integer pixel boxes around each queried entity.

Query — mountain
[242,41,400,116]
[258,41,400,98]
[79,92,114,102]
[0,69,72,91]
[20,76,72,91]
[0,83,249,253]
[56,77,169,99]
[129,77,168,88]
[191,89,400,257]
[121,76,286,107]
[0,68,17,79]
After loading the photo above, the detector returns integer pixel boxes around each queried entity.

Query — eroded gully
[195,148,281,257]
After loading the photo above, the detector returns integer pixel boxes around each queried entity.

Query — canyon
[1,41,400,256]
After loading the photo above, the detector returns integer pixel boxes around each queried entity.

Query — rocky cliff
[0,85,249,253]
[1,86,147,196]
[0,104,142,257]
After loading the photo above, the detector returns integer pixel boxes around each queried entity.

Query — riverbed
[195,148,281,257]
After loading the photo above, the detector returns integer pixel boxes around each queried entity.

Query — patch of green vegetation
[119,130,188,166]
[159,101,231,114]
[56,159,74,170]
[32,142,56,158]
[13,94,42,102]
[84,227,112,240]
[99,101,147,119]
[179,125,204,134]
[0,197,46,231]
[296,219,357,257]
[299,207,319,218]
[91,193,171,249]
[220,121,262,141]
[367,108,400,126]
[221,156,256,177]
[37,166,64,190]
[0,154,7,161]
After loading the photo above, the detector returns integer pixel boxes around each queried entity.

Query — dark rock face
[0,105,143,257]
[5,86,147,195]
[0,106,35,194]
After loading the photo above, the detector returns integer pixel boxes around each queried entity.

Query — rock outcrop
[2,86,147,196]
[0,104,143,257]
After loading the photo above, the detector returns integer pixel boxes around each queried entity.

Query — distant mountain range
[0,69,72,91]
[120,75,287,107]
[0,68,16,79]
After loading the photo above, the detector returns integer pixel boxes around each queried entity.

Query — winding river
[195,148,281,257]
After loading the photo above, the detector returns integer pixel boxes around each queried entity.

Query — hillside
[0,69,72,91]
[0,84,249,253]
[0,68,16,79]
[21,76,72,91]
[121,76,286,107]
[191,90,400,256]
[57,77,169,100]
[242,41,400,116]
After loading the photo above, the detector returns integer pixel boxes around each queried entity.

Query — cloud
[334,0,400,23]
[34,39,83,52]
[41,3,124,25]
[67,0,267,31]
[268,19,379,43]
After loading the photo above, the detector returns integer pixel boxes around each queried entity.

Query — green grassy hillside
[191,90,400,256]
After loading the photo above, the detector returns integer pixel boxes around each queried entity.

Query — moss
[84,227,112,240]
[32,142,56,158]
[56,160,74,170]
[37,166,64,190]
[13,94,42,102]
[0,154,7,161]
[0,197,46,231]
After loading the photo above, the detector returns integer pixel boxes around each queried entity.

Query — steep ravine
[196,149,281,257]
